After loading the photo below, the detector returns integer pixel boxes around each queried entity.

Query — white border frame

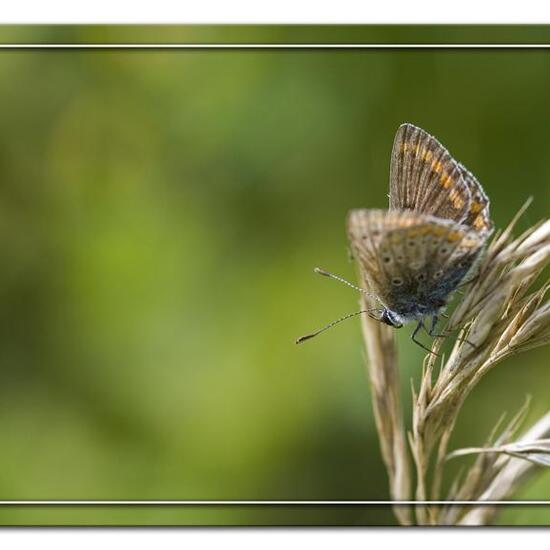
[1,44,550,49]
[0,38,547,508]
[0,500,546,505]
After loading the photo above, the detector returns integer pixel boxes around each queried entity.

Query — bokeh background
[0,26,548,525]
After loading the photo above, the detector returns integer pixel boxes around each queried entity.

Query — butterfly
[297,123,493,351]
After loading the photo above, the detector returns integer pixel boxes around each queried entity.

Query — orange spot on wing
[449,189,465,209]
[446,231,461,242]
[473,216,490,230]
[470,200,483,213]
[440,173,452,188]
[431,226,446,237]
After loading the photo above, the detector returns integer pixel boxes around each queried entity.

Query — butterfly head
[379,308,403,329]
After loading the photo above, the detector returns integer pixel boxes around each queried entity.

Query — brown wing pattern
[347,209,415,301]
[457,163,493,234]
[389,124,474,226]
[347,209,485,311]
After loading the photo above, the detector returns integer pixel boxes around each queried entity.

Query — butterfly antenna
[296,309,378,344]
[313,267,379,301]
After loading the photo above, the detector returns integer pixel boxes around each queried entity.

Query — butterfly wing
[457,163,493,234]
[347,209,485,319]
[389,123,477,227]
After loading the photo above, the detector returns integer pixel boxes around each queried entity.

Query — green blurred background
[0,26,548,525]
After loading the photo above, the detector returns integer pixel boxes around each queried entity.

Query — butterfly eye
[391,277,404,286]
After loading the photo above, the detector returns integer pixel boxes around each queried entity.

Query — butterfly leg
[426,315,459,339]
[425,315,453,339]
[410,321,440,356]
[455,332,478,350]
[427,315,477,350]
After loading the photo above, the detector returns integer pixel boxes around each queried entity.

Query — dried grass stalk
[457,411,550,525]
[357,204,550,525]
[360,295,411,525]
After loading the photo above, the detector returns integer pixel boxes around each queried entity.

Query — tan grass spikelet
[357,202,550,525]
